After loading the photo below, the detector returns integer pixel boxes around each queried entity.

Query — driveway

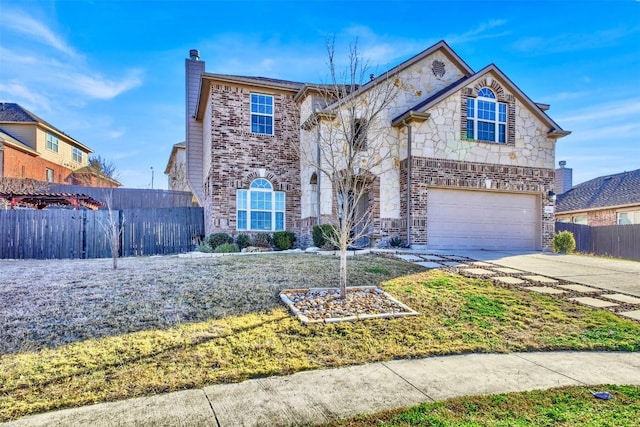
[440,250,640,298]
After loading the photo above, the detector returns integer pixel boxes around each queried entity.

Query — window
[46,133,59,152]
[466,88,507,143]
[72,147,83,163]
[250,93,274,135]
[618,211,640,225]
[45,168,54,182]
[573,215,588,225]
[236,178,285,231]
[351,118,367,151]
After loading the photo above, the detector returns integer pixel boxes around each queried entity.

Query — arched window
[236,178,285,231]
[466,88,507,143]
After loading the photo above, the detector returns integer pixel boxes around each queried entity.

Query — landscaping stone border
[280,286,420,324]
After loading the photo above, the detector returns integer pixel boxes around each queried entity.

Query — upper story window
[72,147,83,163]
[250,94,274,135]
[351,118,367,151]
[236,178,285,231]
[466,88,507,143]
[46,133,59,153]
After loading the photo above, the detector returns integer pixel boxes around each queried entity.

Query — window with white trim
[618,210,640,225]
[46,133,59,152]
[250,93,274,135]
[45,168,54,182]
[572,215,588,225]
[72,147,83,163]
[237,178,285,230]
[466,88,507,143]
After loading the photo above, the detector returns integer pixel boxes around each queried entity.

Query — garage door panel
[427,189,539,250]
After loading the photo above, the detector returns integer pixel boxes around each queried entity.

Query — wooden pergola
[0,192,104,210]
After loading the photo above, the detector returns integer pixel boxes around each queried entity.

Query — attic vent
[431,60,445,78]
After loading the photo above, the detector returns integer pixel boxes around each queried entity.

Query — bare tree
[99,191,124,269]
[89,155,118,179]
[295,40,402,298]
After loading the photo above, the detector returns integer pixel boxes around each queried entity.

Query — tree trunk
[339,242,348,298]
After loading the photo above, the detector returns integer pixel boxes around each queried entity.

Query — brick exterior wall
[2,145,72,183]
[203,83,301,237]
[401,156,555,249]
[557,207,640,226]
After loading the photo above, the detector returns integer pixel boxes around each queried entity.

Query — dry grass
[1,254,640,421]
[0,253,421,354]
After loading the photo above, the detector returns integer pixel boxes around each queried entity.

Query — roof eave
[548,129,571,139]
[556,201,640,214]
[391,111,431,128]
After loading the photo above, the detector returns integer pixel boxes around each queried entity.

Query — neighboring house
[556,169,640,226]
[164,142,189,192]
[185,41,570,250]
[0,103,120,188]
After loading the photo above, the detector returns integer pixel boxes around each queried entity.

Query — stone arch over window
[236,178,286,231]
[460,77,515,144]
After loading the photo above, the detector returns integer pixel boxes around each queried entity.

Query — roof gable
[394,64,569,136]
[321,40,474,111]
[0,103,92,152]
[556,169,640,213]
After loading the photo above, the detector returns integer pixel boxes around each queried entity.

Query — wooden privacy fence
[555,222,640,261]
[0,207,204,259]
[48,185,196,209]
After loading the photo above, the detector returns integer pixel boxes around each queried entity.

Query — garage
[426,188,540,250]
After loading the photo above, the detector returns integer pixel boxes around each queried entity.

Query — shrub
[206,232,233,249]
[273,231,296,250]
[312,224,338,249]
[252,233,273,248]
[196,243,213,253]
[213,243,240,253]
[389,236,404,248]
[552,230,576,254]
[236,234,251,250]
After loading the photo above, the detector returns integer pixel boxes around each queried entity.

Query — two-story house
[185,41,570,250]
[0,103,120,188]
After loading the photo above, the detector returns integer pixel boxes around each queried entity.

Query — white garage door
[427,189,539,250]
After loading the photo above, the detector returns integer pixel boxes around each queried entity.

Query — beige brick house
[185,41,570,250]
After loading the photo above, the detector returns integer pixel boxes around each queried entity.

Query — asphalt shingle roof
[0,103,39,123]
[556,169,640,212]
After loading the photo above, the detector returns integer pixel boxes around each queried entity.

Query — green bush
[312,224,338,249]
[252,233,273,248]
[213,243,240,253]
[273,231,296,250]
[206,232,233,249]
[235,234,250,249]
[552,230,576,254]
[196,243,213,253]
[389,236,404,248]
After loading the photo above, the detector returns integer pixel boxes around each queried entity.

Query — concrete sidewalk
[4,351,640,427]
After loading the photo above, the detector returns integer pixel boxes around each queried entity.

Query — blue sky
[1,0,639,189]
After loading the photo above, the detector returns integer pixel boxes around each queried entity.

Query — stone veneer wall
[402,156,556,249]
[203,83,301,237]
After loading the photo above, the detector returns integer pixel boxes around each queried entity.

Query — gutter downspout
[316,125,321,225]
[405,122,412,247]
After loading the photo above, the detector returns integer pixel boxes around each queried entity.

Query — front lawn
[321,385,640,426]
[1,254,640,422]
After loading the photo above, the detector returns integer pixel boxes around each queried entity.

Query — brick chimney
[185,49,205,205]
[554,160,573,194]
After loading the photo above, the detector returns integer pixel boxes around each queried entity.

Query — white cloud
[2,9,78,57]
[557,99,640,123]
[60,70,143,100]
[444,20,510,44]
[0,82,51,111]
